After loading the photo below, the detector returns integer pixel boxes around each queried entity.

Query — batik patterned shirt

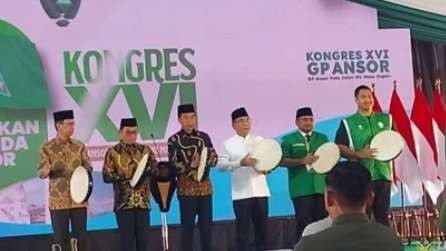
[168,130,218,196]
[38,137,91,210]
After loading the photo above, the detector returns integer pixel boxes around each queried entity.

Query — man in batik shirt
[38,110,91,251]
[168,104,218,251]
[103,118,158,251]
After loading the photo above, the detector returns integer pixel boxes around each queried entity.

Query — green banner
[0,108,48,188]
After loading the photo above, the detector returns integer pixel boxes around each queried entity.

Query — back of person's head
[325,161,372,215]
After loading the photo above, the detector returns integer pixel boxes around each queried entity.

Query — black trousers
[178,195,212,251]
[292,194,327,242]
[50,207,87,251]
[115,209,150,251]
[368,180,391,226]
[233,197,268,251]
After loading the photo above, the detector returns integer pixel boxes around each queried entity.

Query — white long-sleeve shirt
[217,134,270,201]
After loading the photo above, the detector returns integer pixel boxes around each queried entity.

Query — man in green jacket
[335,85,392,226]
[280,107,329,241]
[294,161,402,251]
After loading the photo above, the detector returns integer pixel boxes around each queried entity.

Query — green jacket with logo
[281,131,329,198]
[338,112,392,181]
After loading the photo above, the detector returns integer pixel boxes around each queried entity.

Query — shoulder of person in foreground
[295,224,402,251]
[369,222,402,248]
[302,216,333,237]
[293,232,326,251]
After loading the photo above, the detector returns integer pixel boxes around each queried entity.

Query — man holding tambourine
[280,107,330,242]
[102,118,158,251]
[38,110,91,251]
[335,85,398,227]
[217,107,271,251]
[167,104,218,251]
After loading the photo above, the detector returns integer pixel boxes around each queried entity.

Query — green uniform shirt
[294,214,402,251]
[281,130,329,198]
[335,112,393,181]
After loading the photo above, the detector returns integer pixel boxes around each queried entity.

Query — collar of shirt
[297,129,313,138]
[332,213,370,226]
[180,129,199,137]
[54,136,73,146]
[119,141,138,151]
[356,111,375,118]
[234,133,251,142]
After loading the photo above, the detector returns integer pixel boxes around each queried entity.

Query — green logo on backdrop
[0,20,50,189]
[0,72,11,97]
[40,0,81,27]
[63,48,198,141]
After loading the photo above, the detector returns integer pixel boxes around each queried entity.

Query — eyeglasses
[234,117,250,124]
[298,117,313,122]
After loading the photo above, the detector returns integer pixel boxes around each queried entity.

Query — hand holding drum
[241,156,258,168]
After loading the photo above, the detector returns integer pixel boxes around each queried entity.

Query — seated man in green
[294,161,402,251]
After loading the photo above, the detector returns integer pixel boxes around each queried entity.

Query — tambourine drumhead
[370,131,404,161]
[70,166,93,204]
[311,143,340,174]
[130,153,149,188]
[251,139,282,172]
[197,147,208,182]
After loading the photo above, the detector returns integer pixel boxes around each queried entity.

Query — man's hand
[38,163,51,178]
[257,170,270,175]
[190,153,200,169]
[117,166,130,181]
[301,154,319,165]
[356,145,377,159]
[241,156,258,167]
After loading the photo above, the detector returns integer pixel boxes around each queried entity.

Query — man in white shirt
[218,107,270,251]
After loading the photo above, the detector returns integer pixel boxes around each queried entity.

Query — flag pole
[433,78,444,242]
[416,79,433,242]
[393,80,411,240]
[418,79,428,242]
[394,80,408,241]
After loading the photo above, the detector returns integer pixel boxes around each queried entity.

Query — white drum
[70,166,93,204]
[370,131,404,161]
[130,153,149,188]
[250,139,283,172]
[310,143,340,174]
[196,147,208,182]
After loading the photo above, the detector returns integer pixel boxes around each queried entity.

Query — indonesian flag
[411,82,443,204]
[432,80,446,181]
[389,85,423,203]
[372,84,399,196]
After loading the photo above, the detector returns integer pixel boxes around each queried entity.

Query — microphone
[150,133,162,161]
